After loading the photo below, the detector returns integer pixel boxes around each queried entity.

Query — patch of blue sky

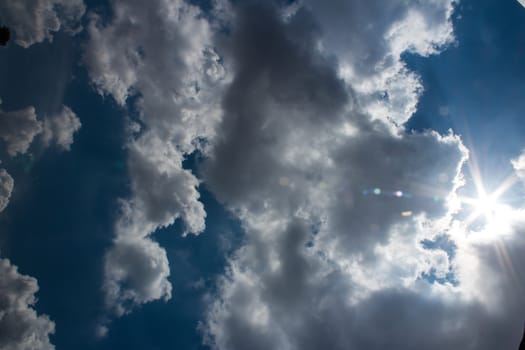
[405,0,525,192]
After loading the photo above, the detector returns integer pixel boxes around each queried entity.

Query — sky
[1,0,525,349]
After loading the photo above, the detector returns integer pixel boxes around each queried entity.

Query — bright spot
[373,188,381,195]
[474,193,499,218]
[401,211,412,217]
[394,190,403,197]
[460,172,518,235]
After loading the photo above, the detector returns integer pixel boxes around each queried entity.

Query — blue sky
[1,0,525,349]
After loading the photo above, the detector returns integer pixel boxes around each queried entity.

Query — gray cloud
[0,0,85,48]
[0,258,55,350]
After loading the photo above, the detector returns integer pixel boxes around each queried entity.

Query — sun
[457,160,519,232]
[466,190,500,224]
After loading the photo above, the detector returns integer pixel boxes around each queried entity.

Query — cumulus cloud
[85,0,226,315]
[41,105,81,151]
[0,0,85,48]
[0,258,55,350]
[0,106,42,157]
[0,168,13,212]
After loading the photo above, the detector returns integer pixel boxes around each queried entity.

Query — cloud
[85,0,226,315]
[299,0,456,126]
[0,103,79,348]
[41,105,81,151]
[83,1,525,348]
[512,151,525,180]
[198,1,523,349]
[0,168,13,212]
[104,237,171,317]
[0,257,55,350]
[0,103,81,156]
[0,0,85,48]
[0,105,42,157]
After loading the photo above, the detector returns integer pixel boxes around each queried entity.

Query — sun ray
[494,239,524,297]
[456,147,519,229]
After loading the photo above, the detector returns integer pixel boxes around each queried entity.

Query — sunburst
[458,151,518,230]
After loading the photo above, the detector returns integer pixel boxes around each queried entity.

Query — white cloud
[0,257,55,350]
[512,151,525,180]
[0,106,42,157]
[0,168,13,212]
[0,0,85,48]
[85,0,226,315]
[41,105,81,151]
